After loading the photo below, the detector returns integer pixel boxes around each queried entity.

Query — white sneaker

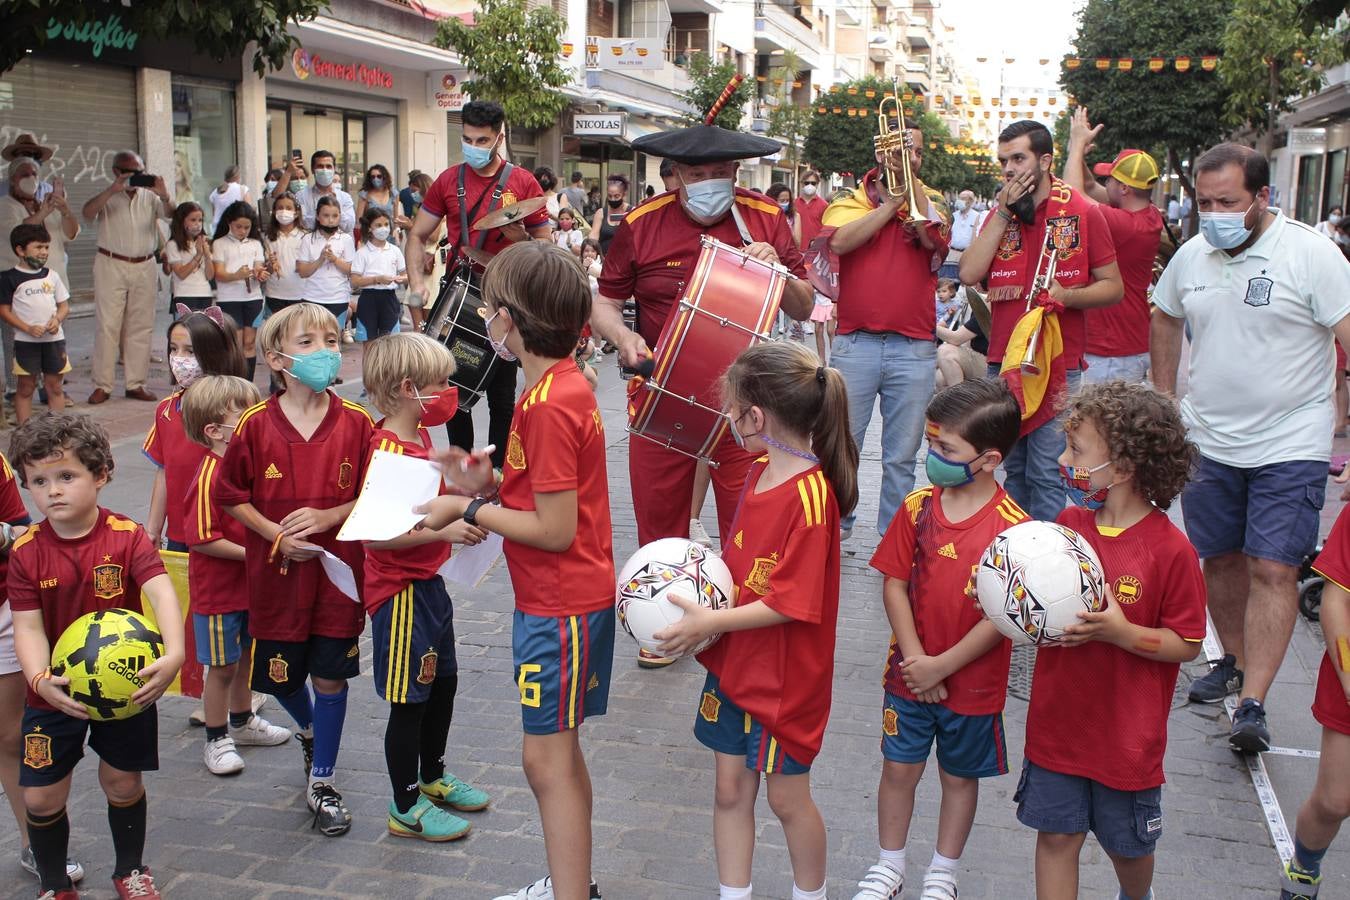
[689,518,712,547]
[19,846,84,883]
[230,714,291,746]
[203,736,245,775]
[920,867,958,900]
[852,862,904,900]
[492,876,601,899]
[841,526,854,543]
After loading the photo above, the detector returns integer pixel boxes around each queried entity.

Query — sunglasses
[804,181,819,186]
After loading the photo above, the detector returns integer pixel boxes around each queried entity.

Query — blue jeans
[988,364,1081,522]
[1082,352,1149,385]
[832,331,936,533]
[938,262,960,281]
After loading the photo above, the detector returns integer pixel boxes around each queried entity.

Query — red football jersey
[597,189,809,349]
[420,162,548,255]
[214,392,373,641]
[698,460,840,766]
[796,194,828,248]
[1025,506,1206,790]
[1084,204,1162,358]
[8,509,167,709]
[870,486,1026,715]
[183,451,249,616]
[143,394,207,545]
[1310,506,1350,735]
[500,359,614,617]
[362,428,452,614]
[0,453,32,592]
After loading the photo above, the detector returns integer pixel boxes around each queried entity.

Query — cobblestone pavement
[0,311,1346,898]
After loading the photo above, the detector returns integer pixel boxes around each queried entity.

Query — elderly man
[277,150,355,233]
[81,150,173,403]
[1152,142,1350,753]
[941,189,979,280]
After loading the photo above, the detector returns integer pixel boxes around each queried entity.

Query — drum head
[422,268,499,408]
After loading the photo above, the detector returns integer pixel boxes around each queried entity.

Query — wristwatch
[463,497,489,527]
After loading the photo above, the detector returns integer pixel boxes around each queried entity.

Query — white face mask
[801,183,818,197]
[275,210,295,226]
[17,176,39,198]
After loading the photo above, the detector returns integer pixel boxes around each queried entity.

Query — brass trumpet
[1020,225,1059,376]
[874,80,927,224]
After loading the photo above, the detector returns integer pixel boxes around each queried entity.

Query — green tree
[681,53,754,128]
[1220,0,1347,144]
[435,0,571,132]
[1,0,330,75]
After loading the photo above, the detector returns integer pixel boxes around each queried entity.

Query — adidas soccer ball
[616,538,735,657]
[975,521,1107,647]
[50,609,164,721]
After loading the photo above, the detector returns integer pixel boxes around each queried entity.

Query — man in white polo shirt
[1151,142,1350,753]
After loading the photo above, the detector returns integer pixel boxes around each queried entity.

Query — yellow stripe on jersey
[905,486,934,524]
[997,497,1025,525]
[233,399,269,436]
[735,194,782,217]
[0,452,13,481]
[523,373,556,411]
[142,424,156,453]
[342,400,375,424]
[797,480,814,526]
[567,615,581,729]
[378,438,405,456]
[809,472,825,524]
[765,737,779,773]
[386,587,415,703]
[196,456,217,541]
[623,192,678,226]
[106,514,139,532]
[11,524,38,551]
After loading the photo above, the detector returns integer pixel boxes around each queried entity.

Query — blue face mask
[1199,199,1257,250]
[280,348,342,392]
[411,191,422,203]
[291,179,307,192]
[462,139,497,171]
[370,176,384,188]
[314,169,335,187]
[681,176,735,222]
[372,225,391,241]
[925,448,986,488]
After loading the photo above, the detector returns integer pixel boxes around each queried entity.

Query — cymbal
[472,196,546,231]
[461,247,495,268]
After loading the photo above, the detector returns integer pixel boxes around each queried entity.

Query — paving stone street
[0,302,1346,898]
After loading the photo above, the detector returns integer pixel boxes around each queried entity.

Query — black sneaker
[1230,697,1271,753]
[296,731,314,778]
[307,782,352,836]
[1188,653,1243,703]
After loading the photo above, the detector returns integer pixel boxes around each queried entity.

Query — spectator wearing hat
[1063,108,1164,384]
[0,134,54,202]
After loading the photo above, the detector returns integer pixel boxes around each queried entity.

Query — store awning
[294,15,463,71]
[623,118,666,144]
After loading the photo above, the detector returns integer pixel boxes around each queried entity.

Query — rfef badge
[1244,276,1273,308]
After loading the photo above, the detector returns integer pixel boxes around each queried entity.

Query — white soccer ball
[616,538,735,657]
[975,520,1107,647]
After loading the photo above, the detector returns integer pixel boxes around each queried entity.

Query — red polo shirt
[420,162,548,254]
[1085,204,1162,358]
[796,194,828,247]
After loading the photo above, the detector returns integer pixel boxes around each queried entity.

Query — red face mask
[415,386,459,427]
[560,220,574,231]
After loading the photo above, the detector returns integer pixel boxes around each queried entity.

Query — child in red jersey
[1017,381,1205,900]
[1280,500,1350,898]
[852,379,1025,900]
[144,308,245,552]
[8,415,185,900]
[417,241,615,900]
[216,302,374,837]
[180,375,291,777]
[654,340,859,900]
[361,332,491,843]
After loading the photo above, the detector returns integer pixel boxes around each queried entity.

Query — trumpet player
[823,112,951,542]
[959,120,1122,522]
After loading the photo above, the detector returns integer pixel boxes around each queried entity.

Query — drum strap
[455,162,516,252]
[729,204,755,247]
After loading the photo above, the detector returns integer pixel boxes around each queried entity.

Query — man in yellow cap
[1063,108,1164,384]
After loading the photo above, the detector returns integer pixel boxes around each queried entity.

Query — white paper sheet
[319,550,362,603]
[438,532,505,589]
[336,449,442,542]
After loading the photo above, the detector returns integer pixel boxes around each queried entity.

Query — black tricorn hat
[632,125,780,165]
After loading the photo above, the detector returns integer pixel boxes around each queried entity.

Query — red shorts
[1313,653,1350,735]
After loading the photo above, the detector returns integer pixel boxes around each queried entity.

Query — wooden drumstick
[705,75,745,126]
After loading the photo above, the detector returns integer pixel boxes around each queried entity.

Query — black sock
[419,673,458,784]
[229,710,251,729]
[205,724,228,741]
[245,356,257,382]
[385,700,426,814]
[107,792,147,878]
[26,808,70,892]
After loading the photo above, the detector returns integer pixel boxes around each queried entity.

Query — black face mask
[607,198,623,209]
[1009,192,1037,225]
[319,223,339,235]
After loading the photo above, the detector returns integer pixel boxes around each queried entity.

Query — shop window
[171,79,238,208]
[1324,149,1346,218]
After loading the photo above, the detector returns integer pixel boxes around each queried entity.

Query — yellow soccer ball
[50,609,164,721]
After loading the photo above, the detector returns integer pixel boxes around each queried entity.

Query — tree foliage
[680,54,755,129]
[435,0,570,131]
[0,0,330,76]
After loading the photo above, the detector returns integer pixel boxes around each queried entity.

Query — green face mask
[924,448,986,488]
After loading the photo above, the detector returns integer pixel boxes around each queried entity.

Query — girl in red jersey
[1018,381,1206,900]
[655,340,859,900]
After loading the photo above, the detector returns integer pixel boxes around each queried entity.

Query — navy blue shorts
[20,704,159,786]
[513,608,614,734]
[219,299,264,332]
[695,672,810,774]
[250,634,359,695]
[371,577,457,704]
[356,288,401,340]
[880,692,1008,778]
[1181,455,1326,566]
[1014,759,1163,858]
[193,610,251,667]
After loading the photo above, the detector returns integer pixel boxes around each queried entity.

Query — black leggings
[384,674,458,813]
[446,361,517,471]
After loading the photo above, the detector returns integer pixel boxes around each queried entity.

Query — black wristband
[463,497,489,527]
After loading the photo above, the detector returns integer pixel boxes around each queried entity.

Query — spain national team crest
[995,227,1023,261]
[337,458,353,490]
[23,729,52,769]
[506,432,526,470]
[500,190,518,208]
[1048,215,1081,259]
[699,690,721,723]
[1244,276,1273,308]
[92,564,124,600]
[267,654,289,684]
[1113,575,1143,605]
[744,553,778,596]
[882,707,899,737]
[417,650,438,685]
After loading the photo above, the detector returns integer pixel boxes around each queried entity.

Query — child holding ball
[655,340,859,900]
[1018,381,1205,900]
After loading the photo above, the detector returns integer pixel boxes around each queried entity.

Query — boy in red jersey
[216,302,374,837]
[9,415,184,899]
[1279,501,1350,898]
[1017,381,1205,900]
[417,241,614,900]
[852,379,1024,900]
[181,375,291,777]
[361,332,491,843]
